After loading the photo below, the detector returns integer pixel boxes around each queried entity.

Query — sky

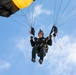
[0,0,76,75]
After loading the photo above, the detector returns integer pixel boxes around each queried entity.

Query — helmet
[38,29,44,35]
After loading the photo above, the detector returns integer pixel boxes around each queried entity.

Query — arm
[30,36,35,47]
[46,25,58,46]
[30,27,35,47]
[47,38,52,46]
[30,36,38,47]
[46,35,52,46]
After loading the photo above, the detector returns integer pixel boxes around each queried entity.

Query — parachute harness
[30,25,62,50]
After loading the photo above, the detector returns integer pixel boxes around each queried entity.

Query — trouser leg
[32,46,37,59]
[40,47,46,61]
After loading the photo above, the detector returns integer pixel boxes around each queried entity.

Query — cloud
[44,35,76,75]
[33,5,51,17]
[16,37,31,60]
[30,4,52,23]
[15,25,76,75]
[0,60,11,70]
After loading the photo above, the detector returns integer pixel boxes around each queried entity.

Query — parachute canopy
[0,0,34,17]
[12,0,34,9]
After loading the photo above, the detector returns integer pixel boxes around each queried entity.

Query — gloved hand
[46,35,52,40]
[34,37,37,41]
[53,26,58,34]
[49,34,52,38]
[53,25,58,37]
[30,27,35,36]
[53,33,56,37]
[30,36,33,40]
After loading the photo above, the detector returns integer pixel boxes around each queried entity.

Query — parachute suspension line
[59,6,76,25]
[9,18,27,28]
[20,0,36,28]
[54,0,59,25]
[53,36,62,50]
[29,10,33,27]
[31,2,36,28]
[20,10,31,27]
[55,0,63,25]
[55,0,61,25]
[58,13,76,28]
[32,0,42,28]
[58,11,76,27]
[11,15,27,17]
[14,13,30,26]
[28,0,36,28]
[57,5,76,26]
[16,0,31,28]
[56,0,72,25]
[53,0,57,25]
[56,33,62,50]
[2,0,33,29]
[10,18,30,35]
[11,10,31,28]
[31,11,35,28]
[23,0,33,27]
[11,12,31,28]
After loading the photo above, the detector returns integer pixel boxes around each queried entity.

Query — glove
[30,27,35,36]
[30,36,33,40]
[53,33,56,37]
[49,34,52,38]
[53,26,58,34]
[34,37,37,41]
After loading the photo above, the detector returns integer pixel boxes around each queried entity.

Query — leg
[39,47,46,64]
[32,46,37,62]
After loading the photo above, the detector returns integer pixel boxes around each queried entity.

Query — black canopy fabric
[0,0,19,17]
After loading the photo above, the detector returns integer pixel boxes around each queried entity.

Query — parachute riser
[30,27,35,37]
[49,25,58,38]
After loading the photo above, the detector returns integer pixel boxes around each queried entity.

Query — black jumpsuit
[30,37,52,61]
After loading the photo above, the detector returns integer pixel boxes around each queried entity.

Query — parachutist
[30,29,52,64]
